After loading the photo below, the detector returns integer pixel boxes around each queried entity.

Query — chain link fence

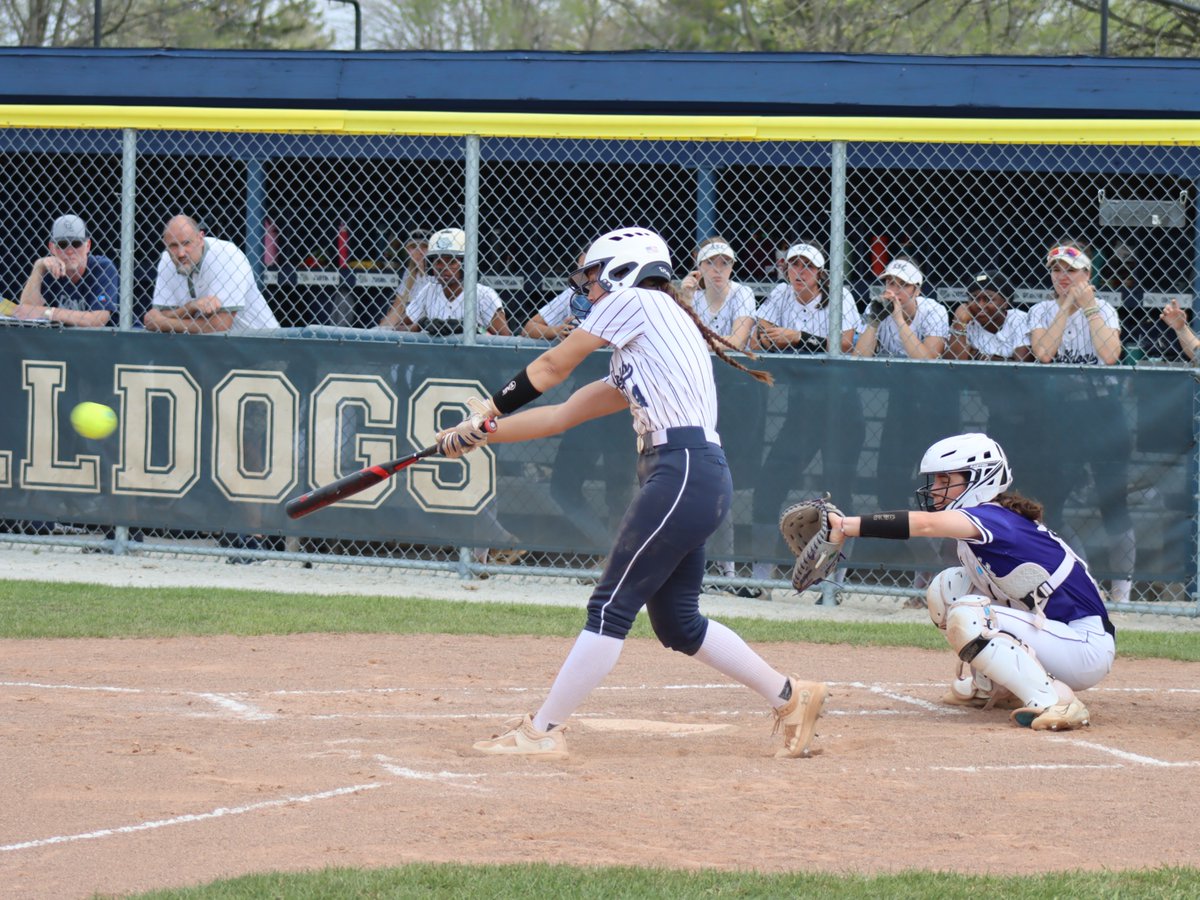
[1,123,1197,616]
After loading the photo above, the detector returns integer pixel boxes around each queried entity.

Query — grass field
[3,579,1197,899]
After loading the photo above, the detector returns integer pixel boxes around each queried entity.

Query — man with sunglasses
[13,215,117,327]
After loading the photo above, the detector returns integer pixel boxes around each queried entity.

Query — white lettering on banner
[212,372,299,502]
[20,360,100,493]
[112,366,202,497]
[309,375,398,509]
[407,379,496,515]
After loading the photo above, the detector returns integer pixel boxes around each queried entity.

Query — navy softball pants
[585,427,732,655]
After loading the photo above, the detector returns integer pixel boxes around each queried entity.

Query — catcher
[780,432,1115,732]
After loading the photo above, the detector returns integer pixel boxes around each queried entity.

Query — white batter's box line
[1066,738,1200,768]
[930,763,1124,773]
[848,682,966,715]
[0,680,143,693]
[190,692,276,721]
[0,783,384,854]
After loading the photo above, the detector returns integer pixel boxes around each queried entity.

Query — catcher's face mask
[916,471,968,512]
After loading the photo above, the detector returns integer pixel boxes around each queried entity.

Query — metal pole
[1100,0,1110,55]
[329,0,362,51]
[462,134,481,347]
[827,141,847,356]
[93,0,101,47]
[118,128,137,333]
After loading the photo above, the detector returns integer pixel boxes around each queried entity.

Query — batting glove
[436,397,496,459]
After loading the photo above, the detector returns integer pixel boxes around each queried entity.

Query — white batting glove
[436,397,497,459]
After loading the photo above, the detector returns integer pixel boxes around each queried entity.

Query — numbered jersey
[581,286,718,437]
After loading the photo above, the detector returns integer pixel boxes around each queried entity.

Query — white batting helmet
[916,432,1012,511]
[571,226,672,293]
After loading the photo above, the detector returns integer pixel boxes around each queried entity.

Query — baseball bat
[285,418,496,519]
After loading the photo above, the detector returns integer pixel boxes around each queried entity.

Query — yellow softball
[70,402,118,439]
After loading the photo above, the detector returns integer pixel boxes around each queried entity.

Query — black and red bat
[285,419,495,519]
[284,446,437,519]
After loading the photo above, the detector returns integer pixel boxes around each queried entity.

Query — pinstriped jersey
[581,286,718,437]
[1027,298,1120,364]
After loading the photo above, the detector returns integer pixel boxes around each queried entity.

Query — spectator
[378,230,431,330]
[522,252,587,342]
[853,258,947,360]
[143,215,279,334]
[1159,298,1198,361]
[676,237,759,590]
[679,237,757,351]
[748,241,866,594]
[854,259,953,511]
[13,215,117,327]
[1028,241,1134,604]
[946,270,1032,362]
[398,227,511,337]
[753,241,860,354]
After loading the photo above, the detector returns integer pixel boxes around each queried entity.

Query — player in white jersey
[826,432,1114,731]
[678,237,757,350]
[747,241,866,589]
[946,270,1031,362]
[753,242,861,354]
[395,227,511,336]
[521,252,589,341]
[853,259,953,509]
[437,226,829,760]
[1028,242,1134,604]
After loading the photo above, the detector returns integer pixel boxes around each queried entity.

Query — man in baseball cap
[6,214,118,327]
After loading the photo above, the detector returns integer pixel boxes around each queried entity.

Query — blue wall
[2,48,1200,118]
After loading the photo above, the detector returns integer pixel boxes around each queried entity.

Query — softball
[70,402,118,439]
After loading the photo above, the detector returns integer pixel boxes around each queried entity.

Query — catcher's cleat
[1010,698,1090,731]
[472,714,569,759]
[942,675,1022,710]
[772,677,828,758]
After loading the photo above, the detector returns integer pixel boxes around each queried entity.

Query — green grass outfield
[4,580,1196,899]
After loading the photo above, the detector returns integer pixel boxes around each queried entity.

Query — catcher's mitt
[779,494,845,592]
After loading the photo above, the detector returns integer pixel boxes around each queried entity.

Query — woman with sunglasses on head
[825,432,1114,732]
[437,226,829,761]
[1028,241,1134,605]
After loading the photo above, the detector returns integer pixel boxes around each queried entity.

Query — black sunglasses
[55,239,85,249]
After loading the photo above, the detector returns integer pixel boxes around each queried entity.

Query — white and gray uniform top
[406,280,504,332]
[152,237,280,333]
[581,286,718,439]
[860,295,950,357]
[965,308,1030,359]
[758,284,862,337]
[1027,297,1120,364]
[687,282,757,348]
[536,287,575,327]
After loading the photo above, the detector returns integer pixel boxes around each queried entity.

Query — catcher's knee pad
[926,566,974,630]
[943,594,997,662]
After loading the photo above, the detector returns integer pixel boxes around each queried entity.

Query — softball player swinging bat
[826,432,1115,731]
[437,226,830,760]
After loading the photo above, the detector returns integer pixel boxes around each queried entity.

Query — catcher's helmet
[570,227,672,294]
[916,432,1012,511]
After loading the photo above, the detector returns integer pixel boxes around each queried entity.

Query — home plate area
[1,633,1198,897]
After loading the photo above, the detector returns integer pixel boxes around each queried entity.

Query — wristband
[43,307,54,322]
[492,367,542,415]
[858,511,911,540]
[1083,305,1100,318]
[951,324,968,335]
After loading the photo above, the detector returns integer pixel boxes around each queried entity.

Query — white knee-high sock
[692,619,790,709]
[532,630,624,732]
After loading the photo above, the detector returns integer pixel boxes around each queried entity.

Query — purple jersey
[958,503,1114,633]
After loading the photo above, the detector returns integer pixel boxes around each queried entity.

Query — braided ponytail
[639,276,773,385]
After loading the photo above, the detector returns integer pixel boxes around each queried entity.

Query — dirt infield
[2,632,1198,899]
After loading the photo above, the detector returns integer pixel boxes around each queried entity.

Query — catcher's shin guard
[944,597,1058,710]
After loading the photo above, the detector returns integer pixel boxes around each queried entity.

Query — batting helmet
[570,227,672,294]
